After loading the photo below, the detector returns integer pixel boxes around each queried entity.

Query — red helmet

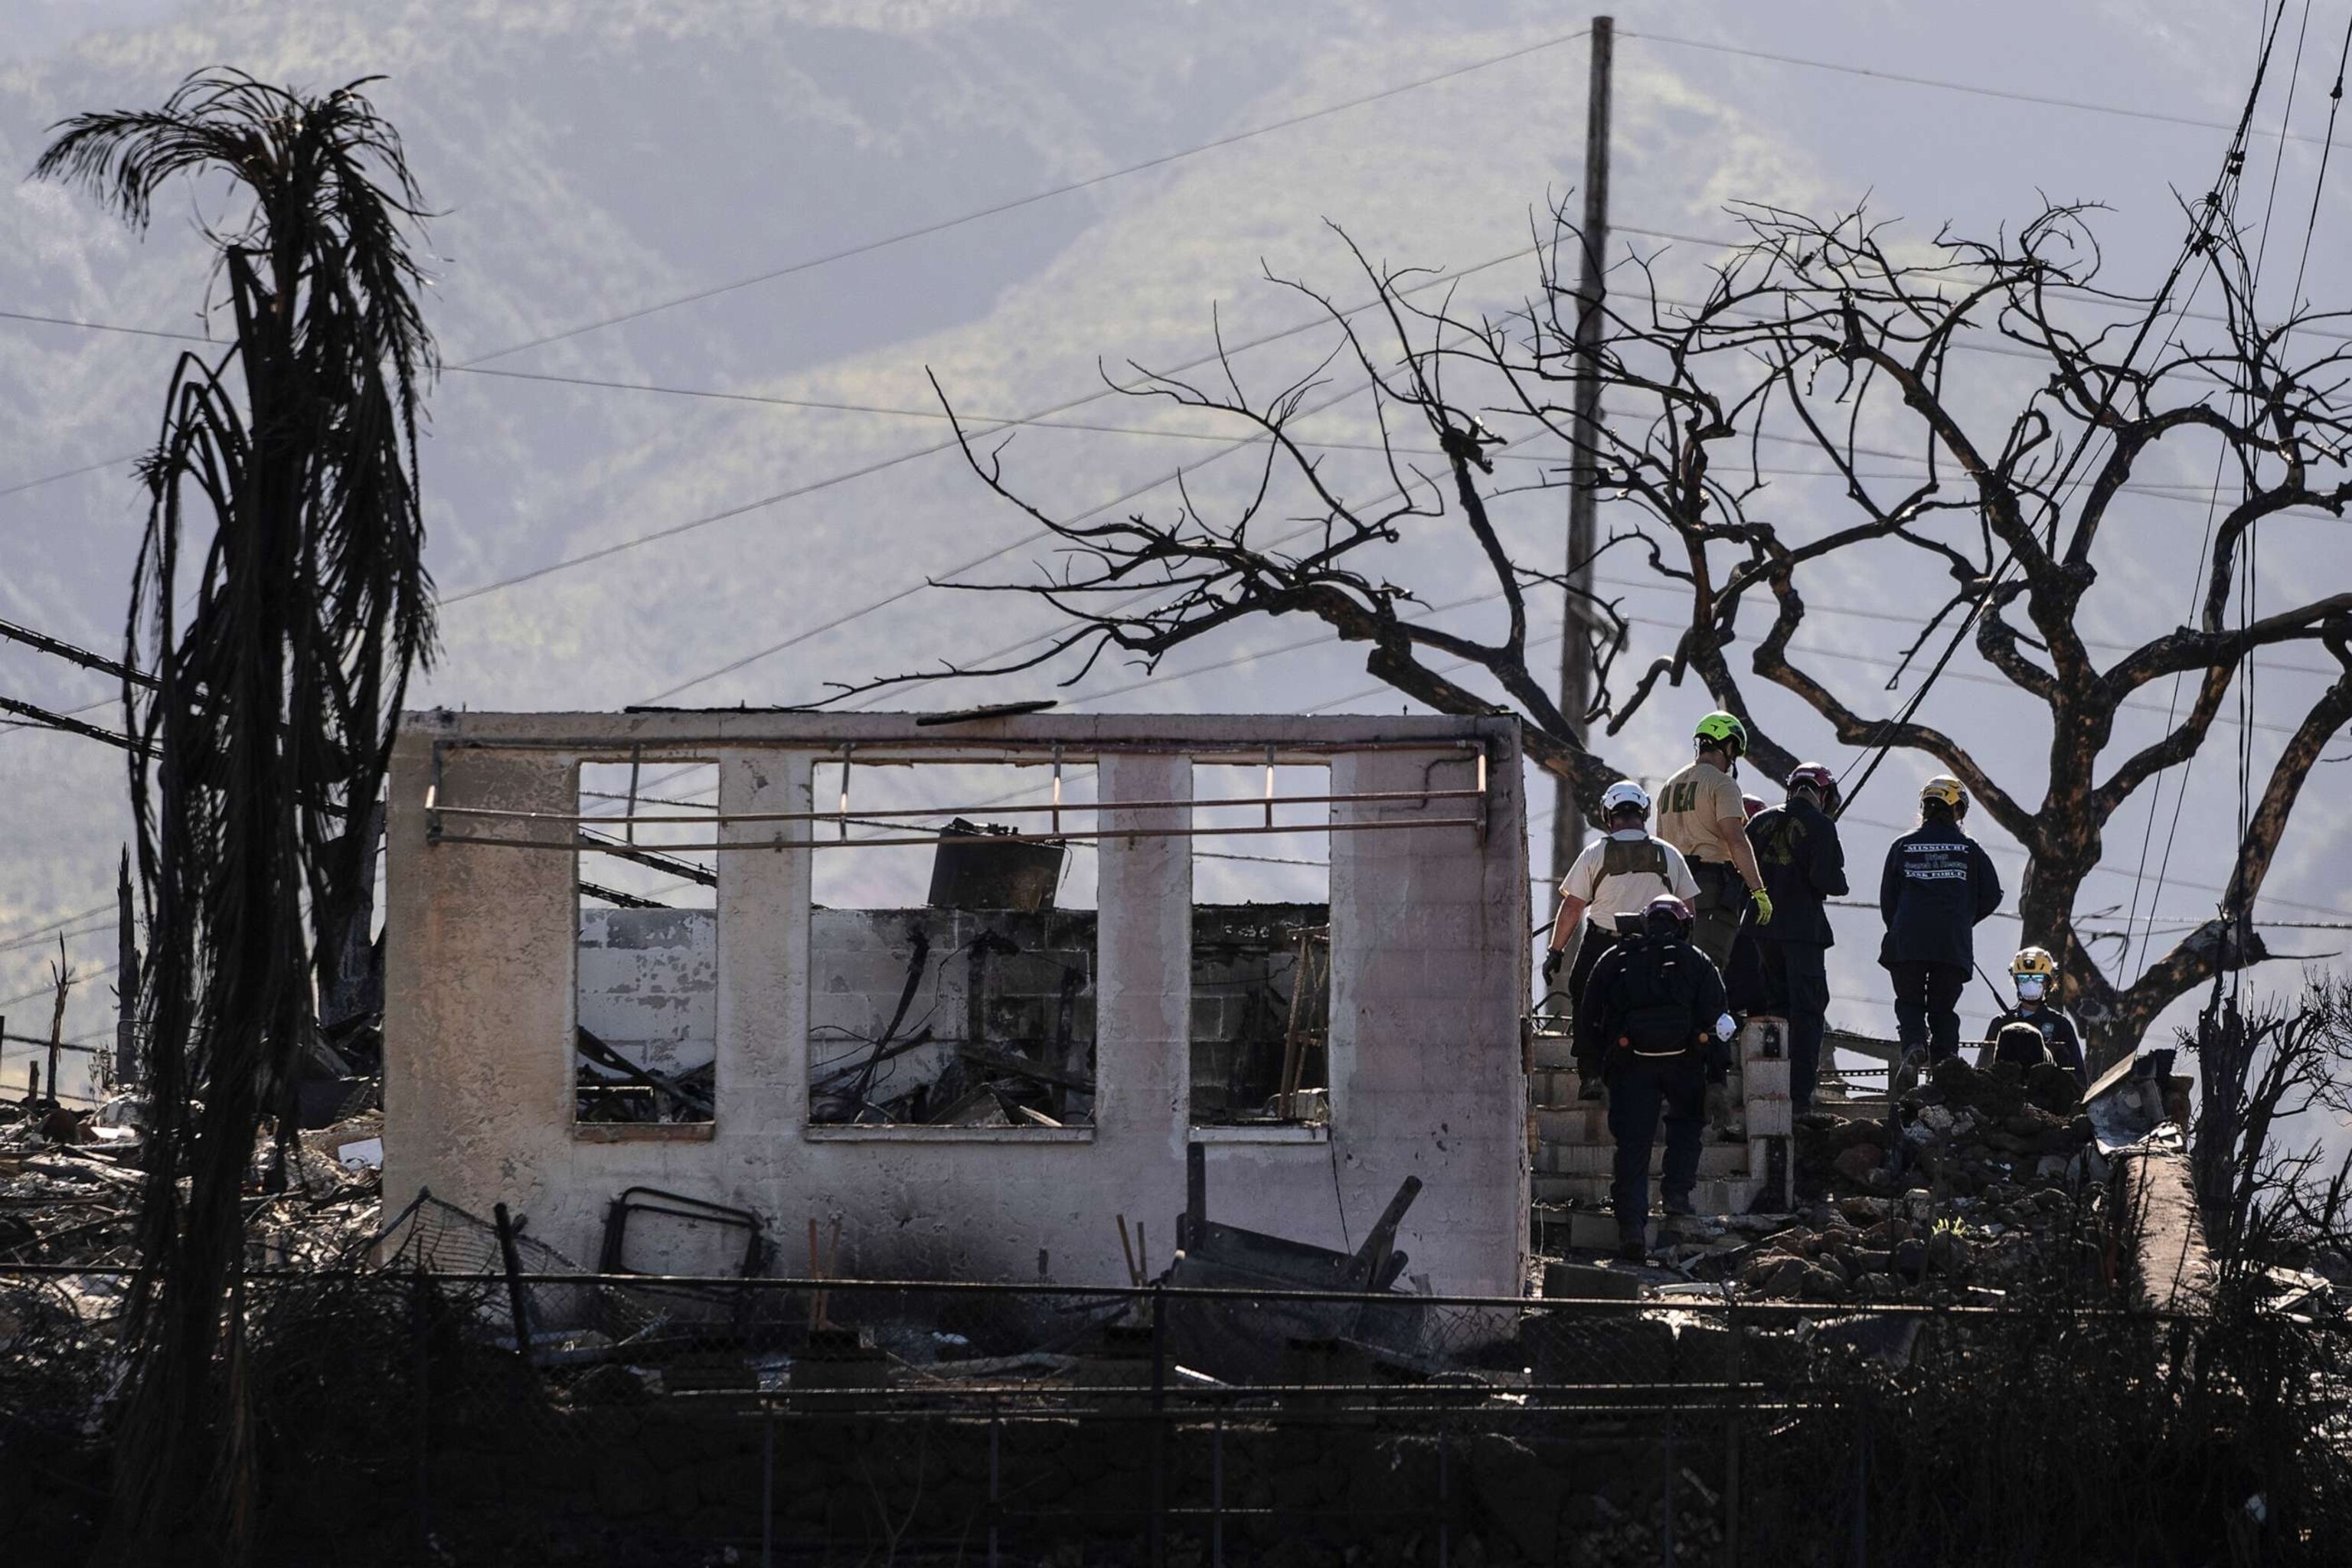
[1644,894,1694,934]
[1785,762,1840,810]
[1742,792,1766,821]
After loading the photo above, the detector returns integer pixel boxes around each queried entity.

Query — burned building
[382,711,1530,1293]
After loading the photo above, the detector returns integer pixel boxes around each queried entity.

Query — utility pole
[1552,15,1614,887]
[116,847,140,1092]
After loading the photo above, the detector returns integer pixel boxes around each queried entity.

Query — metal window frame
[426,740,1492,852]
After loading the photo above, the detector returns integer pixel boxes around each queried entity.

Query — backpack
[1600,835,1669,880]
[1992,1021,2051,1070]
[1612,938,1702,1059]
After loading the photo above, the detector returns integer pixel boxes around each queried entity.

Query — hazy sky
[3,1,2347,1112]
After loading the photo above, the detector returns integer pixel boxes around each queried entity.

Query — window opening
[575,759,718,1125]
[809,760,1098,1129]
[1189,760,1331,1126]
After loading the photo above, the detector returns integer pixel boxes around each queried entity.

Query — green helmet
[1694,710,1748,756]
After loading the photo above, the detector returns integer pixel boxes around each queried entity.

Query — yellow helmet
[1920,775,1966,811]
[2010,946,2057,979]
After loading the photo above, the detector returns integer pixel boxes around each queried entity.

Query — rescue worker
[1878,776,2002,1067]
[1655,712,1774,970]
[1542,780,1700,1098]
[1721,794,1772,1016]
[1577,895,1735,1260]
[1747,763,1849,1112]
[1984,946,2088,1088]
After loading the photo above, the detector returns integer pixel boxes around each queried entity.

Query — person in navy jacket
[1878,776,2002,1064]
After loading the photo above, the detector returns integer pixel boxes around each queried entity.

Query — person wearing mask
[1577,895,1735,1260]
[1747,763,1849,1112]
[1878,776,2003,1067]
[1984,946,2088,1088]
[1655,712,1774,970]
[1542,780,1700,1099]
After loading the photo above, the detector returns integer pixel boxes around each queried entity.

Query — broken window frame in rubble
[1187,759,1334,1129]
[807,756,1102,1132]
[573,756,720,1128]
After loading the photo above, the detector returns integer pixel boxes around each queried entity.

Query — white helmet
[1602,780,1651,818]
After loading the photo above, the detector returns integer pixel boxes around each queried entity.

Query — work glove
[1749,887,1775,926]
[1704,1080,1733,1126]
[1540,946,1565,985]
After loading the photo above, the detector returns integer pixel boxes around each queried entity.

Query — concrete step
[1530,1033,1580,1070]
[1534,1069,1755,1112]
[1533,1174,1762,1214]
[1534,1140,1749,1178]
[1529,1069,1583,1109]
[1535,1104,1609,1144]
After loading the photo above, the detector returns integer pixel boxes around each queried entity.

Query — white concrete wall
[383,712,1529,1294]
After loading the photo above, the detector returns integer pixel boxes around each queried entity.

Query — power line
[0,694,146,753]
[0,959,119,1014]
[637,348,1421,704]
[0,901,114,949]
[0,450,143,502]
[438,241,1544,608]
[0,617,154,688]
[440,361,2352,531]
[1623,26,2352,148]
[2287,9,2352,312]
[449,28,1593,366]
[0,916,113,957]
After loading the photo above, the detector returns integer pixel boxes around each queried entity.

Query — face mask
[2014,976,2047,1004]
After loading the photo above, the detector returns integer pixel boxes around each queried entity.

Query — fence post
[1439,1431,1451,1568]
[761,1399,775,1568]
[1148,1279,1168,1568]
[1210,1416,1224,1568]
[492,1201,532,1362]
[1723,1305,1743,1568]
[988,1412,1001,1568]
[411,1268,431,1567]
[1849,1392,1869,1568]
[1662,1318,1678,1568]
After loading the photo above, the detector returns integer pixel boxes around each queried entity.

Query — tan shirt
[1655,761,1746,865]
[1560,829,1700,929]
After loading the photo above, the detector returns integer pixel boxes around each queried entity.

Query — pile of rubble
[0,1093,385,1295]
[1586,1058,2122,1305]
[1744,1058,2117,1302]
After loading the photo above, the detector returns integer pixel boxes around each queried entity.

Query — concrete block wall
[577,907,718,1074]
[1184,902,1325,1116]
[383,712,1528,1295]
[804,906,1097,1121]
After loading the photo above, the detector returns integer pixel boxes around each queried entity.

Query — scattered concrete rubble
[1720,1057,2117,1303]
[0,1091,383,1289]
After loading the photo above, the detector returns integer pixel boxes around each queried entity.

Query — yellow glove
[1750,887,1774,926]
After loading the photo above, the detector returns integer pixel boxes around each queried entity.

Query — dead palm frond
[34,68,437,1563]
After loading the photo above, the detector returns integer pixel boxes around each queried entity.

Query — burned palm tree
[34,70,436,1557]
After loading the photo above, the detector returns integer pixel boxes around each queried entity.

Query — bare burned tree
[2188,976,2352,1263]
[851,162,2352,1070]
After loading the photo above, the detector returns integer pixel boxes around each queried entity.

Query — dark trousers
[1605,1051,1707,1243]
[1889,959,1968,1061]
[1759,940,1831,1110]
[1687,861,1745,970]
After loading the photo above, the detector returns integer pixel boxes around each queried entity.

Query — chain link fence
[4,1219,2350,1566]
